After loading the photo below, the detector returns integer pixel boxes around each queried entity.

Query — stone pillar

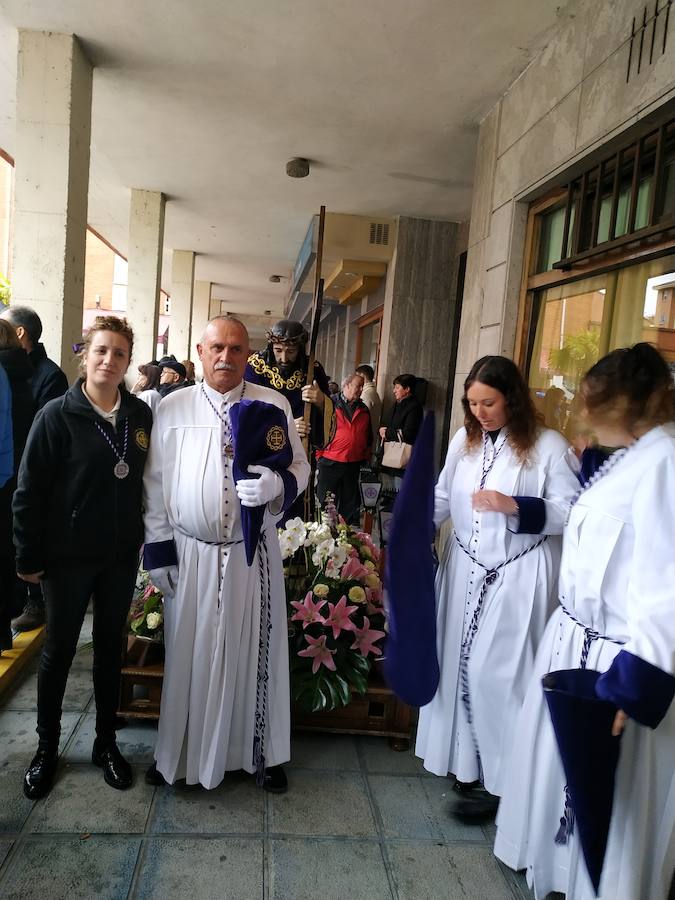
[169,250,195,361]
[378,216,460,465]
[191,280,211,377]
[11,32,92,380]
[126,189,165,366]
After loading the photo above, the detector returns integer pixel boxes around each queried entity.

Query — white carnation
[146,612,162,630]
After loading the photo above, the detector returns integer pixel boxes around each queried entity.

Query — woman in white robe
[494,343,675,900]
[416,356,579,815]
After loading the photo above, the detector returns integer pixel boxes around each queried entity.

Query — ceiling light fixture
[286,157,310,178]
[269,274,282,283]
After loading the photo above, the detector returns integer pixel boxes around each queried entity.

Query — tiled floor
[0,616,534,900]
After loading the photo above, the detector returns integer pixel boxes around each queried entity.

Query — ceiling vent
[369,222,390,246]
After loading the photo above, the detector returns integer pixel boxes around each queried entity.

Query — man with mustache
[142,316,310,793]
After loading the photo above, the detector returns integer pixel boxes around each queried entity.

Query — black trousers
[316,459,362,526]
[37,554,138,750]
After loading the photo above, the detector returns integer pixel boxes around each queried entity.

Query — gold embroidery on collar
[248,354,305,390]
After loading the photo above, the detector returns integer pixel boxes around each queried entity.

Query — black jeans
[317,459,362,525]
[37,554,138,750]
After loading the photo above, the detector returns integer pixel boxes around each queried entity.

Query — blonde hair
[79,316,134,375]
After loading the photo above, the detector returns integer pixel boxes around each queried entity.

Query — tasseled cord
[555,784,575,844]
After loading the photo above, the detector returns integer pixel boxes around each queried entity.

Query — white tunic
[143,380,310,789]
[494,425,675,900]
[415,426,578,795]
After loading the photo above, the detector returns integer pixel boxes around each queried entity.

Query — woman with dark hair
[378,373,423,481]
[0,319,35,652]
[13,316,152,799]
[134,363,162,415]
[415,355,579,817]
[495,344,675,900]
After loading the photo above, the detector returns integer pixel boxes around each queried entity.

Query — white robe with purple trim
[415,426,578,795]
[494,425,675,900]
[143,380,310,789]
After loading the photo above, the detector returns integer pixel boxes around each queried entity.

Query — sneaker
[11,600,45,632]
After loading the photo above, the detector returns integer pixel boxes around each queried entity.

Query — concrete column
[378,216,460,466]
[208,296,221,320]
[126,189,165,366]
[11,32,92,380]
[168,249,195,360]
[191,280,211,377]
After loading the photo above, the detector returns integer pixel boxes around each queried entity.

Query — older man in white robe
[143,316,310,792]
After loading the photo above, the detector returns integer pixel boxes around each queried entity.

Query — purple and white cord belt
[554,600,627,845]
[454,532,548,774]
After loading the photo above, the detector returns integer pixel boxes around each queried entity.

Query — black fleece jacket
[12,379,152,574]
[382,394,423,445]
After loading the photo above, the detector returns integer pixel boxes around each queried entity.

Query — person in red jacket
[316,373,372,525]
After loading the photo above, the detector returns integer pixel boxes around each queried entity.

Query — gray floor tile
[149,772,263,834]
[135,837,263,900]
[419,777,489,842]
[0,836,140,900]
[288,732,360,770]
[270,838,392,900]
[359,736,430,775]
[27,765,153,833]
[368,774,443,840]
[0,665,93,712]
[0,838,13,868]
[496,860,535,900]
[368,774,486,843]
[64,713,157,764]
[388,841,514,900]
[0,768,34,833]
[0,710,81,766]
[269,770,377,837]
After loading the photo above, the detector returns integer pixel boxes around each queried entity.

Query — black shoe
[449,784,499,821]
[23,748,58,799]
[145,762,166,786]
[92,741,133,790]
[11,600,45,632]
[452,778,481,794]
[262,764,288,794]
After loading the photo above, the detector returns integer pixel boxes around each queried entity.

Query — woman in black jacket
[0,320,36,652]
[13,316,152,800]
[378,373,424,481]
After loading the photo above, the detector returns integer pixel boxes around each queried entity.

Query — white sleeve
[434,428,465,529]
[143,403,174,549]
[269,398,311,517]
[539,441,580,535]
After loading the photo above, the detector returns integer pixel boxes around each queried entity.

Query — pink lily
[298,634,337,674]
[290,591,326,629]
[324,595,358,639]
[341,555,369,582]
[350,616,386,657]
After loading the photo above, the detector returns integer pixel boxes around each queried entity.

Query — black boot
[145,762,166,786]
[449,782,499,820]
[23,748,58,799]
[92,740,133,790]
[262,764,288,794]
[11,598,45,632]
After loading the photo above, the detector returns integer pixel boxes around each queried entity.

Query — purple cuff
[510,496,546,534]
[278,469,299,514]
[143,539,177,570]
[596,650,675,728]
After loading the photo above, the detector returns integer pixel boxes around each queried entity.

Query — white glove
[149,566,179,600]
[235,464,282,508]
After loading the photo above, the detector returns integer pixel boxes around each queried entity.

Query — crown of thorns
[265,325,308,346]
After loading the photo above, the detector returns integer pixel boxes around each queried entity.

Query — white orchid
[146,611,162,630]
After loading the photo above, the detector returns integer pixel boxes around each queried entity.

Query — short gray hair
[342,373,364,390]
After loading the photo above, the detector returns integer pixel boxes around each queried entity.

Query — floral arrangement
[128,569,164,642]
[279,498,386,713]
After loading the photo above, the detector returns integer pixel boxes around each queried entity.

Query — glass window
[528,253,675,441]
[357,318,381,372]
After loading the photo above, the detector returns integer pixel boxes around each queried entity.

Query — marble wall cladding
[583,0,647,79]
[493,85,582,209]
[481,263,506,328]
[485,201,514,271]
[577,37,675,151]
[477,324,502,357]
[498,0,590,156]
[468,105,500,250]
[455,238,485,374]
[380,216,460,463]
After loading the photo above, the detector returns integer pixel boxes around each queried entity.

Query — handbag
[381,430,413,469]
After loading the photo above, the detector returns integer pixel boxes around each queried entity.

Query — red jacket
[317,399,371,463]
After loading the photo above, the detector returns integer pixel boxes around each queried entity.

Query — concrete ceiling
[0,1,573,315]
